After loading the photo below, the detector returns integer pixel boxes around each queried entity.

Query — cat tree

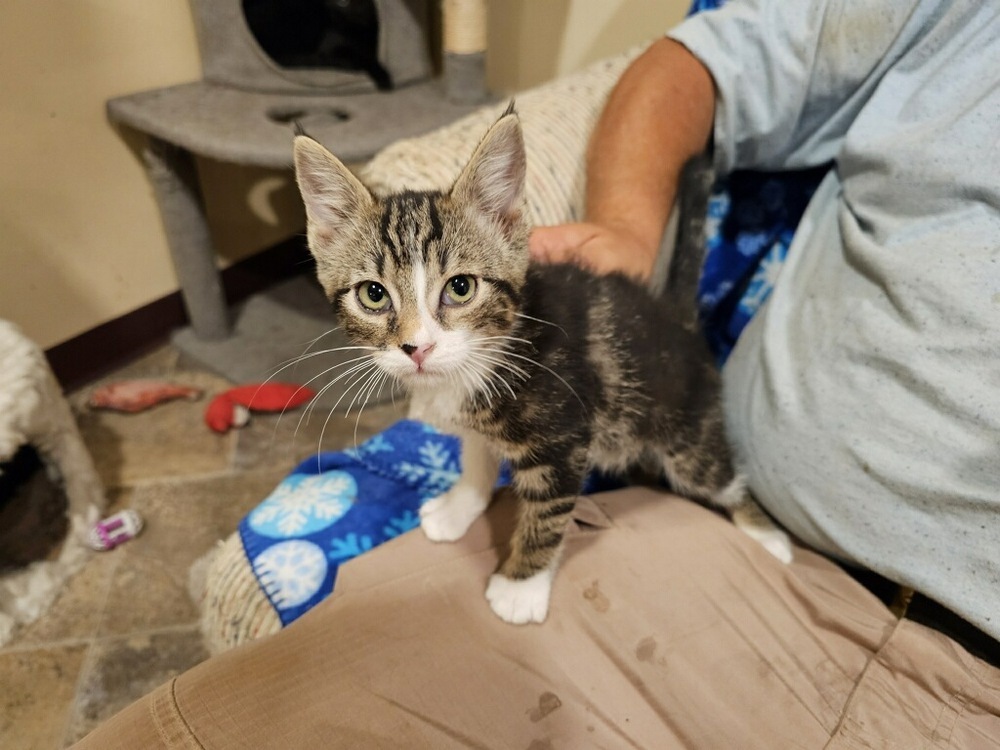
[107,1,489,377]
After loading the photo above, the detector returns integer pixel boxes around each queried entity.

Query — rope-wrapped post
[442,0,488,103]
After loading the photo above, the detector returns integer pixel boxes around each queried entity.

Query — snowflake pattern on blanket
[252,540,329,610]
[239,420,462,625]
[248,473,357,538]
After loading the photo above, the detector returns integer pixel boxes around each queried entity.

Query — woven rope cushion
[362,47,642,223]
[197,47,645,654]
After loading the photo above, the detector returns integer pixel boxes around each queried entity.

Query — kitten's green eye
[442,275,477,306]
[358,281,391,312]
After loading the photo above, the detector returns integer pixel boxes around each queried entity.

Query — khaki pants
[72,488,1000,749]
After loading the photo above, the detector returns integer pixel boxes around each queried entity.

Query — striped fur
[293,110,791,624]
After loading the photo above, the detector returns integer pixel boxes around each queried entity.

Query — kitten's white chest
[407,385,468,432]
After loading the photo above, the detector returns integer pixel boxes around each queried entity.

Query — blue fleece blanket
[240,420,461,625]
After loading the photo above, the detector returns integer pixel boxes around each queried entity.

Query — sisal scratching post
[196,534,280,655]
[443,0,489,103]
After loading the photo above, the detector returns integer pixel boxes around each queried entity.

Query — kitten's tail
[649,154,714,331]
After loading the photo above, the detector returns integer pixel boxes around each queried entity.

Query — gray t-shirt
[670,0,1000,638]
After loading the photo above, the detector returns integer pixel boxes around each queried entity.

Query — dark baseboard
[46,235,314,392]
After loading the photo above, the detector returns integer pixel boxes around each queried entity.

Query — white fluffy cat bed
[196,47,645,654]
[0,320,105,644]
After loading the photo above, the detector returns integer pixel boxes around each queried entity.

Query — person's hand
[528,222,657,282]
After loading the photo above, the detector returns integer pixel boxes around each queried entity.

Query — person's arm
[529,37,715,281]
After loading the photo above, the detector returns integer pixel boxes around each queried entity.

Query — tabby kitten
[292,108,791,625]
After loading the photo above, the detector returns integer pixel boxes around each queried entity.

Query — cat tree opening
[189,0,435,96]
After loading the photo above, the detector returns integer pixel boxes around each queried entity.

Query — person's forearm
[585,37,715,274]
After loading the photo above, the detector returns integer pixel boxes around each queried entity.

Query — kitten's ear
[451,104,526,234]
[293,136,374,239]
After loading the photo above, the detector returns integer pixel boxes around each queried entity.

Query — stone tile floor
[0,343,405,748]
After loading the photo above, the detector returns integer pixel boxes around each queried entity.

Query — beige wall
[487,0,688,92]
[0,0,687,351]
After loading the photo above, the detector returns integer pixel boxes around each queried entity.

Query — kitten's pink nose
[401,342,435,367]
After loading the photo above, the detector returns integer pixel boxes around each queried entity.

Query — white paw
[485,570,553,624]
[419,487,488,542]
[741,526,794,564]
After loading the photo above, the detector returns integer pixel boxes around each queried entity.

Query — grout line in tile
[113,466,243,490]
[57,544,122,749]
[59,622,206,748]
[2,620,206,656]
[59,634,102,747]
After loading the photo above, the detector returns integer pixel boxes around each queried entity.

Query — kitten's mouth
[394,362,443,382]
[410,364,443,379]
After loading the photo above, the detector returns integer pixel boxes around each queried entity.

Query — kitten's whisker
[325,362,381,416]
[478,371,501,403]
[449,364,475,404]
[375,371,399,416]
[457,360,494,406]
[468,356,501,395]
[299,356,376,424]
[501,351,585,409]
[466,354,531,392]
[274,352,376,435]
[450,360,471,395]
[263,347,379,437]
[373,371,391,406]
[293,363,371,442]
[264,344,379,383]
[514,312,569,338]
[350,368,385,445]
[487,372,517,401]
[474,362,504,403]
[317,362,381,455]
[467,343,527,357]
[296,326,344,362]
[484,369,517,400]
[482,366,518,400]
[466,354,520,399]
[263,333,350,446]
[473,334,533,347]
[466,350,531,380]
[295,358,376,439]
[468,336,535,366]
[281,327,348,383]
[345,365,381,419]
[353,370,385,446]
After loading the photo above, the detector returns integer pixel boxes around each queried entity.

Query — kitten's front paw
[485,570,553,624]
[419,487,488,543]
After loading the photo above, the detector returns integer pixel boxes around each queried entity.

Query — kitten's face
[322,189,525,388]
[294,111,530,392]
